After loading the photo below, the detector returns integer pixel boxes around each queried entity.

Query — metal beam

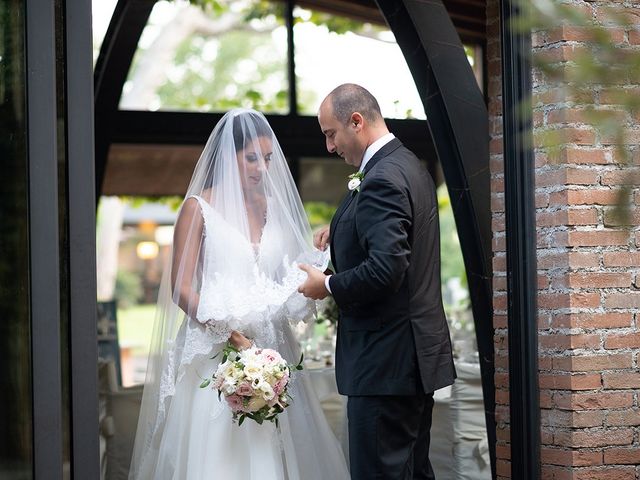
[375,0,495,476]
[25,0,63,477]
[500,1,540,478]
[64,0,100,477]
[110,110,437,160]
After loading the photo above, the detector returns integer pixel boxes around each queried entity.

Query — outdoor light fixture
[154,225,174,246]
[136,241,159,260]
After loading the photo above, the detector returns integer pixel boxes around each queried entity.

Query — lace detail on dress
[152,195,318,437]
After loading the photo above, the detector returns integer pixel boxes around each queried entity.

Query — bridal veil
[128,109,345,479]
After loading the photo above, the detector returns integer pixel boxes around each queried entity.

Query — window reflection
[119,0,289,113]
[92,0,118,65]
[0,1,33,478]
[292,6,426,119]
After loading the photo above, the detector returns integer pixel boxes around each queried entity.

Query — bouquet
[200,342,303,426]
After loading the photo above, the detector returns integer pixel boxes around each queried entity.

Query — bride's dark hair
[232,112,272,152]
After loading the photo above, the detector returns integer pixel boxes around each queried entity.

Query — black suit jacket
[329,138,456,396]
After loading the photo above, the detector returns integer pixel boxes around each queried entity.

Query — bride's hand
[229,330,253,350]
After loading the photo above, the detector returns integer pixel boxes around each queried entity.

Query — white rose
[347,178,361,191]
[221,382,236,396]
[243,362,263,380]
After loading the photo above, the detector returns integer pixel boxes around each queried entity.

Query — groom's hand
[297,264,329,300]
[313,225,330,251]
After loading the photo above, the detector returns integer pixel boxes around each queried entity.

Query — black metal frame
[25,0,63,477]
[94,0,155,202]
[376,0,496,475]
[65,0,100,477]
[110,110,436,159]
[93,0,439,196]
[500,1,540,479]
[93,0,497,476]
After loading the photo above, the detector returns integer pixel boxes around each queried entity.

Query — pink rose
[261,349,281,363]
[236,382,254,397]
[212,375,224,390]
[273,375,289,395]
[225,394,244,413]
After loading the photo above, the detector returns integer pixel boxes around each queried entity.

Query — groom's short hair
[328,84,383,125]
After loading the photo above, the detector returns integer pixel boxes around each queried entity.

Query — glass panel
[298,157,354,207]
[293,7,426,119]
[120,0,289,113]
[92,0,118,65]
[0,1,33,478]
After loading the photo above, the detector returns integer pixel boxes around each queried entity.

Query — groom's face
[318,101,364,168]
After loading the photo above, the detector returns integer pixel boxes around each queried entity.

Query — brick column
[489,0,640,478]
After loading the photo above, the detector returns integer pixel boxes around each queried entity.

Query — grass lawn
[117,304,156,355]
[117,303,330,356]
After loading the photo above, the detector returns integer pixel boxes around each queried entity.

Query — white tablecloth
[306,362,491,479]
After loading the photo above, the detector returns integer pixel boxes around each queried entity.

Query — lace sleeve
[202,318,233,344]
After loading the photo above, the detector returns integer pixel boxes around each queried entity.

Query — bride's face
[237,136,273,192]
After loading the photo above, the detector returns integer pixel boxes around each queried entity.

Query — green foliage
[115,269,143,309]
[298,11,371,35]
[437,185,467,290]
[316,296,339,326]
[155,28,288,112]
[121,195,184,211]
[303,201,337,229]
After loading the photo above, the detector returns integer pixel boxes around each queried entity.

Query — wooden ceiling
[297,0,486,43]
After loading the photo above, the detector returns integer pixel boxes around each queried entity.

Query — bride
[128,108,350,479]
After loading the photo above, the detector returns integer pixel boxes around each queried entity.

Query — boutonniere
[347,171,365,193]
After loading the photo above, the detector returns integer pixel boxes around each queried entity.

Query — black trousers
[347,393,435,480]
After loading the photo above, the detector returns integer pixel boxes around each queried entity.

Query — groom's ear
[350,112,364,131]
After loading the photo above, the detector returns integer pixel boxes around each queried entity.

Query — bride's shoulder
[184,189,215,209]
[189,188,215,205]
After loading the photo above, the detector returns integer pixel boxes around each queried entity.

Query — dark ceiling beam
[297,0,386,24]
[375,0,495,476]
[111,110,437,161]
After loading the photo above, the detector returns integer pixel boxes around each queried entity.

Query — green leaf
[238,415,245,426]
[199,379,211,388]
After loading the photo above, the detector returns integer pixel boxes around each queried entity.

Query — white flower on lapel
[347,171,365,192]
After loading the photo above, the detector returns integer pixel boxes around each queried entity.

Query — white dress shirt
[324,133,396,294]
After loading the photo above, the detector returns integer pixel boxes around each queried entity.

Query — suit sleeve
[329,172,412,309]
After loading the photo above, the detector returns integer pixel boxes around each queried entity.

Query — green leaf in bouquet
[238,415,246,426]
[199,378,211,389]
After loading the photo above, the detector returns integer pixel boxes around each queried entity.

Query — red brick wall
[488,0,640,478]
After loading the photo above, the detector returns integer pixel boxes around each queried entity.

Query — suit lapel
[329,138,402,271]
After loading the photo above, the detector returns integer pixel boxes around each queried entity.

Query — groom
[298,83,456,479]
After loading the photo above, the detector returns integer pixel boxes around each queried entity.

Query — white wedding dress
[130,196,350,480]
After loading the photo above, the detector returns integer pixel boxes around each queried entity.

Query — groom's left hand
[297,264,329,300]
